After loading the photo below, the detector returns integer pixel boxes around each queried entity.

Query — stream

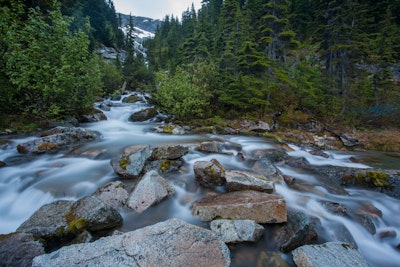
[0,93,399,266]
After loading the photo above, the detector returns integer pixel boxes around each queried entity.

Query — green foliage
[0,1,102,118]
[99,59,122,96]
[154,65,212,121]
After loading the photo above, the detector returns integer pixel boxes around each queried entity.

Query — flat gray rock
[32,219,231,267]
[292,242,370,267]
[192,190,287,223]
[210,219,264,243]
[126,170,175,213]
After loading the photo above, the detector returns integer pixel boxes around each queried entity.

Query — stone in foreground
[126,170,175,213]
[292,242,370,267]
[210,219,264,243]
[32,219,231,267]
[192,190,287,223]
[0,232,45,267]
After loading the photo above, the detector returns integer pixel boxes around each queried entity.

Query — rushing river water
[1,93,399,266]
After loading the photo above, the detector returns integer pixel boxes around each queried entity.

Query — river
[0,93,399,266]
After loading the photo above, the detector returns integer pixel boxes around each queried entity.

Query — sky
[112,0,203,20]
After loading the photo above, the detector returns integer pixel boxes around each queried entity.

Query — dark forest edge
[0,0,399,151]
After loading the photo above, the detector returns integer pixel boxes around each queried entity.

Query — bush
[0,2,102,118]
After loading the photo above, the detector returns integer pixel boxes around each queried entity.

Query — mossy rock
[68,218,89,233]
[342,171,390,188]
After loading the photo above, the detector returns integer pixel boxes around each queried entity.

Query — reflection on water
[0,93,399,266]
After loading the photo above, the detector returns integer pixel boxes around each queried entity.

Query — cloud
[113,0,202,19]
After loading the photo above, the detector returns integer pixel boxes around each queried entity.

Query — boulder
[17,197,122,241]
[17,127,101,154]
[192,190,287,223]
[126,170,175,213]
[32,219,231,267]
[150,145,189,160]
[79,109,107,123]
[17,200,74,237]
[249,120,270,132]
[225,170,275,193]
[210,219,264,243]
[196,141,222,153]
[91,181,129,209]
[71,196,122,232]
[98,103,111,111]
[273,210,320,252]
[194,159,226,188]
[240,120,270,132]
[122,94,140,103]
[0,232,45,267]
[144,159,184,173]
[252,157,284,183]
[250,148,288,163]
[110,145,152,179]
[128,107,158,122]
[292,242,370,267]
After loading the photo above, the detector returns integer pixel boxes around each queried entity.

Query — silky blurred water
[0,93,399,266]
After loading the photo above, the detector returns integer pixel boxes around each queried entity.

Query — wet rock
[48,116,80,128]
[98,103,111,111]
[252,157,284,183]
[0,232,45,267]
[71,196,122,232]
[377,228,397,240]
[250,148,288,163]
[17,200,74,237]
[225,170,275,193]
[128,107,157,122]
[145,159,184,173]
[292,242,369,267]
[0,139,12,149]
[309,149,330,158]
[110,145,152,179]
[283,175,296,185]
[17,197,122,243]
[126,170,175,213]
[151,124,185,134]
[318,166,400,199]
[194,159,226,188]
[286,157,310,169]
[192,190,287,223]
[79,109,107,122]
[0,160,5,167]
[210,219,264,243]
[252,157,277,176]
[273,210,320,252]
[196,141,222,153]
[17,127,101,154]
[150,145,189,160]
[32,219,231,267]
[122,94,140,103]
[92,181,129,209]
[320,201,348,216]
[111,94,122,101]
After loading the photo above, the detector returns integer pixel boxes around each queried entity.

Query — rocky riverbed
[1,93,399,266]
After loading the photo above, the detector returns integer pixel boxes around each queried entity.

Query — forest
[1,0,400,132]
